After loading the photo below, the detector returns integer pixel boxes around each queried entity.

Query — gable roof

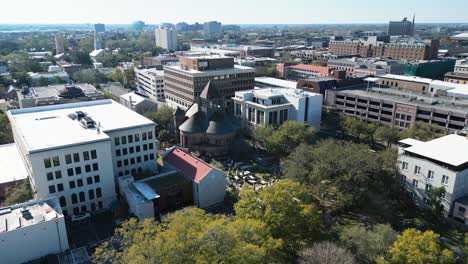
[163,148,213,183]
[200,81,222,99]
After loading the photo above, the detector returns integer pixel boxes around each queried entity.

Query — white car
[71,212,91,223]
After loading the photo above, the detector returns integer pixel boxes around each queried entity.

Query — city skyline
[1,0,468,24]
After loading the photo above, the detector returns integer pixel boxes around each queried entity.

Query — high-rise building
[203,21,222,34]
[155,27,178,51]
[388,16,415,36]
[54,33,64,54]
[164,55,255,110]
[135,67,165,102]
[94,31,102,50]
[94,23,105,33]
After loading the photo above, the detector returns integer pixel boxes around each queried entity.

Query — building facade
[155,27,178,51]
[135,67,165,102]
[164,55,255,110]
[203,21,222,34]
[233,88,323,130]
[284,64,332,80]
[388,17,415,36]
[54,33,64,54]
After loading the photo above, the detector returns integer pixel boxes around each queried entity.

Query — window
[116,149,121,156]
[96,188,102,198]
[137,156,141,163]
[442,175,449,185]
[94,175,100,183]
[75,167,82,175]
[91,150,97,159]
[57,183,64,192]
[412,179,418,188]
[87,177,93,185]
[425,184,432,191]
[114,137,120,146]
[124,159,129,166]
[427,170,434,179]
[73,207,79,215]
[91,203,96,211]
[69,181,76,189]
[73,153,80,163]
[144,155,148,161]
[148,131,153,140]
[123,148,128,155]
[81,152,89,162]
[79,192,85,202]
[129,147,134,154]
[117,160,122,167]
[67,168,74,177]
[142,132,147,140]
[135,133,140,142]
[47,172,54,181]
[130,158,135,165]
[150,154,155,160]
[60,196,67,207]
[98,201,103,209]
[92,163,99,171]
[53,156,60,167]
[85,164,91,173]
[414,166,421,175]
[72,194,78,204]
[128,135,133,143]
[89,189,95,200]
[55,171,62,179]
[400,175,406,182]
[44,158,52,168]
[121,136,127,145]
[65,154,72,164]
[77,179,83,187]
[136,146,141,152]
[143,144,148,151]
[402,162,408,171]
[49,185,56,194]
[81,205,87,212]
[149,143,154,150]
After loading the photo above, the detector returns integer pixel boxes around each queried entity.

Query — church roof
[199,81,222,99]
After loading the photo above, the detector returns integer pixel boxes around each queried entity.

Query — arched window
[79,191,85,202]
[59,196,67,207]
[71,194,78,204]
[96,188,102,198]
[89,189,95,200]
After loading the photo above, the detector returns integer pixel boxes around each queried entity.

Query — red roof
[288,64,331,76]
[163,148,213,183]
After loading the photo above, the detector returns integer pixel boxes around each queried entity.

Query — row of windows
[44,150,98,169]
[402,162,450,185]
[114,132,153,146]
[68,188,102,205]
[117,154,155,167]
[66,163,99,177]
[65,201,104,216]
[115,143,154,156]
[50,175,100,194]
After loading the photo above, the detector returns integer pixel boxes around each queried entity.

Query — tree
[364,122,378,145]
[11,71,32,87]
[299,242,357,264]
[342,116,367,139]
[283,140,382,210]
[235,180,320,258]
[70,51,93,66]
[252,121,316,157]
[0,113,13,144]
[426,187,446,221]
[375,126,400,147]
[378,148,398,172]
[93,208,283,264]
[399,122,444,142]
[0,181,33,207]
[111,69,124,84]
[37,76,49,87]
[379,229,454,264]
[339,224,397,263]
[145,105,175,144]
[255,65,277,77]
[72,69,109,86]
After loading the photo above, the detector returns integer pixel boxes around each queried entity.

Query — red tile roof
[288,64,331,76]
[163,148,213,183]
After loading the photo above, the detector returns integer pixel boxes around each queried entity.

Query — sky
[1,0,468,24]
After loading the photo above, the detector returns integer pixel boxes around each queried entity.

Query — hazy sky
[2,0,468,24]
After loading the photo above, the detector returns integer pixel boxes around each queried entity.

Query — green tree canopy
[399,122,445,142]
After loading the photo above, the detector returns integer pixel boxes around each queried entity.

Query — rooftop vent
[76,111,86,121]
[81,116,96,129]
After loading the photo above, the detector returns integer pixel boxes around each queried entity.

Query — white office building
[6,100,158,216]
[233,88,323,130]
[155,27,178,51]
[0,197,69,264]
[398,135,468,219]
[135,67,165,102]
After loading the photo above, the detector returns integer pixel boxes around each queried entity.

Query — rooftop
[0,197,62,233]
[120,92,148,105]
[19,84,102,100]
[236,87,321,100]
[255,77,298,89]
[0,144,28,185]
[404,134,468,167]
[8,100,154,154]
[165,64,254,74]
[163,148,213,183]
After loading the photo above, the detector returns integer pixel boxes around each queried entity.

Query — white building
[398,135,468,219]
[233,87,323,130]
[155,27,178,51]
[6,100,158,216]
[90,49,106,63]
[0,197,69,263]
[120,91,158,115]
[135,67,165,102]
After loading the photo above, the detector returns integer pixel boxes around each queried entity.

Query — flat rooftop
[8,100,154,153]
[0,144,28,185]
[165,64,254,74]
[237,87,321,100]
[0,198,62,233]
[255,77,298,89]
[19,84,102,100]
[404,134,468,167]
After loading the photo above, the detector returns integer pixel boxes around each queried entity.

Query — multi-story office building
[221,45,275,58]
[135,67,165,102]
[155,27,178,51]
[233,88,323,130]
[445,60,468,84]
[0,197,69,263]
[54,33,64,54]
[388,16,415,36]
[327,58,405,75]
[203,21,222,34]
[324,80,468,132]
[142,56,179,66]
[284,64,333,80]
[164,55,255,110]
[397,134,468,217]
[6,100,157,216]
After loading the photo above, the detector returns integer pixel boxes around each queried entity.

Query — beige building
[155,27,178,51]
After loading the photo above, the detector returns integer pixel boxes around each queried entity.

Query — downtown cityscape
[0,0,468,263]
